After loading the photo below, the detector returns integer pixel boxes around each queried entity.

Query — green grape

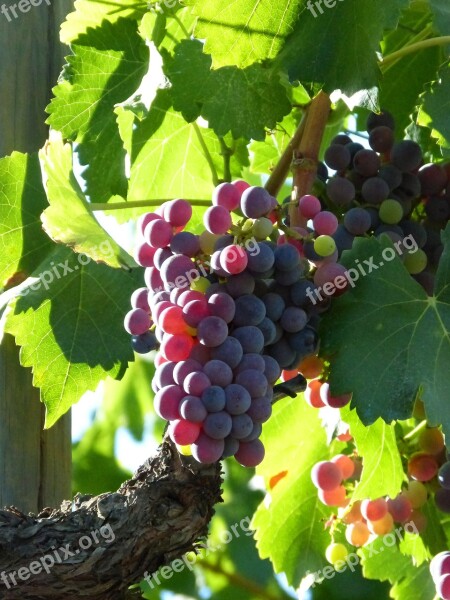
[314,235,336,257]
[325,542,349,565]
[253,217,273,240]
[191,277,210,293]
[403,249,427,274]
[379,199,403,224]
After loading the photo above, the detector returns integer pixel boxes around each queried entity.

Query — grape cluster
[125,181,329,466]
[312,110,450,296]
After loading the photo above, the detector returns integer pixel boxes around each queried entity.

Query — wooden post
[0,0,74,513]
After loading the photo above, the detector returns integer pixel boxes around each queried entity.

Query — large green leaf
[60,0,147,43]
[429,0,450,34]
[342,407,404,501]
[47,18,149,204]
[320,232,450,439]
[253,396,330,587]
[187,0,302,68]
[360,536,436,600]
[5,247,142,427]
[128,89,248,201]
[165,40,291,140]
[0,153,52,289]
[418,64,450,149]
[278,0,409,95]
[40,141,136,270]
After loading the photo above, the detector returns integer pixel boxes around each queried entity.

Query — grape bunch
[309,110,450,297]
[124,181,335,466]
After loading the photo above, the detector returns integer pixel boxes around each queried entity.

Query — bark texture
[0,438,222,600]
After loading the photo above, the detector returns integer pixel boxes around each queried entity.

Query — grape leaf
[252,396,331,587]
[5,246,142,428]
[429,0,450,34]
[342,407,404,501]
[360,537,436,600]
[187,0,302,68]
[0,152,53,288]
[164,39,212,122]
[319,231,450,441]
[127,89,248,201]
[418,64,450,150]
[278,0,409,95]
[201,64,292,141]
[60,0,146,43]
[140,8,196,54]
[40,141,136,270]
[47,18,149,204]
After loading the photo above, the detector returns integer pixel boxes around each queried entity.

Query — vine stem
[381,35,450,69]
[264,108,308,198]
[90,199,211,211]
[290,91,331,228]
[403,419,427,441]
[199,560,284,600]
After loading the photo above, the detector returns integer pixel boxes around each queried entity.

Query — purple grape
[207,293,235,323]
[212,182,240,211]
[154,362,176,388]
[235,439,265,467]
[201,386,226,412]
[231,326,265,354]
[379,164,403,191]
[262,293,285,320]
[204,411,232,439]
[391,140,422,172]
[191,433,224,464]
[241,423,262,442]
[226,271,255,297]
[274,244,300,271]
[257,317,277,345]
[231,414,254,439]
[154,247,173,270]
[211,337,244,368]
[324,144,351,170]
[131,332,158,354]
[131,287,151,312]
[180,395,208,423]
[222,436,240,458]
[235,369,268,398]
[435,488,450,513]
[124,308,151,335]
[224,384,252,415]
[197,316,229,347]
[234,295,266,326]
[280,307,308,333]
[246,242,275,272]
[366,110,395,132]
[170,232,200,257]
[234,354,265,373]
[368,126,394,152]
[160,254,194,288]
[262,355,281,383]
[353,149,380,177]
[344,207,372,235]
[240,186,272,218]
[326,177,355,206]
[267,338,296,369]
[204,205,232,235]
[438,462,450,489]
[419,163,448,195]
[361,177,389,204]
[173,359,203,386]
[203,360,233,386]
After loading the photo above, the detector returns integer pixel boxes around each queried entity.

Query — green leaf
[60,0,147,43]
[47,18,149,204]
[140,8,196,54]
[360,536,436,600]
[128,89,248,201]
[418,64,450,149]
[165,39,212,122]
[278,0,409,95]
[187,0,302,68]
[252,396,331,587]
[40,141,136,270]
[201,64,292,141]
[320,233,450,440]
[429,0,450,34]
[5,247,142,427]
[380,4,442,135]
[0,152,53,288]
[342,407,404,501]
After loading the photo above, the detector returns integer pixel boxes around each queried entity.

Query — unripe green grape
[314,235,337,257]
[403,249,427,274]
[325,542,349,565]
[379,199,403,224]
[191,277,210,293]
[253,217,273,240]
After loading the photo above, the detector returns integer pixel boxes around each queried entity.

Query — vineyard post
[0,0,74,513]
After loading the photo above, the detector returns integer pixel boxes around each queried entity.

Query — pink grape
[173,359,203,386]
[131,287,150,312]
[220,244,248,275]
[137,212,160,235]
[313,211,338,235]
[154,385,184,420]
[183,371,211,396]
[135,242,156,267]
[299,194,321,218]
[213,182,241,211]
[182,300,211,328]
[191,432,224,464]
[124,308,151,335]
[160,333,194,361]
[361,498,388,521]
[431,552,450,582]
[178,290,207,307]
[164,199,192,228]
[232,179,251,195]
[144,266,164,292]
[204,205,232,234]
[169,419,201,445]
[311,461,343,491]
[144,218,173,248]
[437,574,450,600]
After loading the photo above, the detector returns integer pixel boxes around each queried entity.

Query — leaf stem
[219,137,232,183]
[381,35,450,69]
[193,122,220,186]
[403,419,427,441]
[198,560,285,600]
[90,199,211,211]
[264,108,308,198]
[290,91,331,227]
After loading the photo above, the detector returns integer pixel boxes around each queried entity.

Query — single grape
[379,199,404,224]
[124,308,151,336]
[226,271,256,298]
[403,480,428,508]
[224,384,252,415]
[220,244,248,275]
[438,463,450,490]
[280,307,308,333]
[403,248,427,274]
[319,485,348,507]
[324,144,351,170]
[368,126,394,152]
[203,359,233,387]
[240,186,272,218]
[230,414,254,439]
[247,242,275,273]
[144,218,173,248]
[160,333,194,361]
[170,231,200,257]
[211,337,244,368]
[299,194,321,218]
[325,543,349,565]
[234,439,265,467]
[253,217,273,239]
[344,207,371,235]
[273,244,300,271]
[191,433,224,464]
[201,386,226,412]
[391,140,423,172]
[204,411,233,439]
[313,211,339,236]
[418,163,448,195]
[232,326,265,354]
[436,574,450,600]
[246,396,272,423]
[235,369,268,398]
[183,371,211,396]
[331,454,355,479]
[367,511,394,535]
[407,452,439,482]
[212,182,241,211]
[311,461,343,491]
[197,316,229,347]
[361,498,388,521]
[326,177,355,206]
[379,164,403,191]
[345,521,370,546]
[169,419,201,445]
[204,205,232,235]
[366,110,395,132]
[353,149,380,177]
[387,493,412,523]
[154,385,184,420]
[319,382,351,408]
[180,395,207,423]
[314,235,337,257]
[208,292,236,323]
[431,552,450,582]
[131,332,158,354]
[361,177,390,204]
[131,287,151,312]
[234,294,266,326]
